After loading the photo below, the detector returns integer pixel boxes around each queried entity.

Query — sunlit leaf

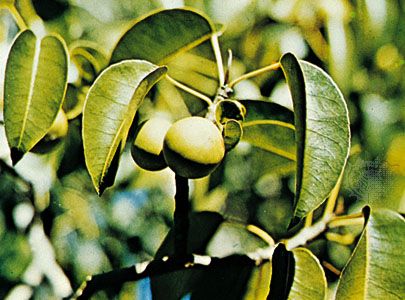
[111,8,215,65]
[82,60,166,195]
[289,248,327,300]
[280,53,350,221]
[243,261,272,300]
[336,207,405,300]
[241,100,296,161]
[4,29,68,164]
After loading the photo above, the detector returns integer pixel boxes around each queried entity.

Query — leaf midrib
[18,36,40,148]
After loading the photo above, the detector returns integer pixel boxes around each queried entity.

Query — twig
[211,34,225,86]
[165,75,213,106]
[284,214,333,250]
[228,62,280,88]
[72,249,274,299]
[174,174,190,258]
[7,4,28,30]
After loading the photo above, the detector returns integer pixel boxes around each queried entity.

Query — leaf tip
[10,148,24,166]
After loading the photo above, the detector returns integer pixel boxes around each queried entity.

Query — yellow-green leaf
[336,207,405,300]
[241,100,296,161]
[4,30,68,164]
[289,248,327,300]
[82,60,166,195]
[280,53,350,221]
[111,8,215,65]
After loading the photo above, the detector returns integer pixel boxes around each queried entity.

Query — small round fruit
[163,117,225,178]
[31,109,68,154]
[131,117,172,171]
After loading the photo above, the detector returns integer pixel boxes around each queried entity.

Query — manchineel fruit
[163,116,225,179]
[30,109,68,154]
[131,117,172,171]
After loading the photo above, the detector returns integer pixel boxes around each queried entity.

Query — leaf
[82,60,166,195]
[223,120,243,151]
[280,53,350,221]
[268,244,295,300]
[241,100,296,161]
[267,245,327,300]
[289,248,327,300]
[335,206,405,300]
[4,29,68,164]
[243,261,272,300]
[111,8,215,65]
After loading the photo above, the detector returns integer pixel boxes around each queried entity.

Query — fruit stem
[228,62,281,88]
[165,75,213,106]
[174,174,190,259]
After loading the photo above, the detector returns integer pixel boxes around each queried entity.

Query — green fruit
[31,109,68,154]
[163,117,225,178]
[131,117,172,171]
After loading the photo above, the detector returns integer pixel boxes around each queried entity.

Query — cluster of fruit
[131,116,225,179]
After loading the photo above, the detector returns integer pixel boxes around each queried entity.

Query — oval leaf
[241,100,296,161]
[280,53,350,221]
[289,248,327,300]
[268,245,326,300]
[82,60,167,195]
[111,8,215,64]
[4,30,68,164]
[336,207,405,300]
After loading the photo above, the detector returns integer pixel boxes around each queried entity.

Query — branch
[72,246,275,299]
[174,174,190,258]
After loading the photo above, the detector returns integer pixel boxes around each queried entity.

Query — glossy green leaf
[336,207,405,300]
[82,60,166,195]
[4,30,68,164]
[111,8,215,65]
[280,53,350,220]
[289,248,327,300]
[241,100,296,161]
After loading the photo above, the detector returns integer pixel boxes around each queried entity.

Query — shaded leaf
[111,8,215,65]
[241,100,296,161]
[280,53,350,221]
[268,244,295,300]
[82,60,166,194]
[289,248,327,300]
[4,30,68,164]
[223,119,243,151]
[336,206,405,300]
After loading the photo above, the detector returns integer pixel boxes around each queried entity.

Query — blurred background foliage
[0,0,404,298]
